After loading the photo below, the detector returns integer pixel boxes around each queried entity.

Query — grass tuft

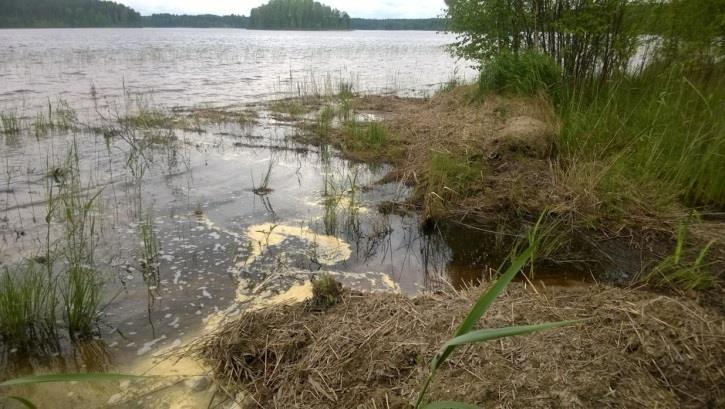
[1,111,22,135]
[0,262,58,349]
[479,51,562,98]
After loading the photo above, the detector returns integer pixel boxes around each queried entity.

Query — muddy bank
[197,283,724,408]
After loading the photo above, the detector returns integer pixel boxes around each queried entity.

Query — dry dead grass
[196,283,724,408]
[348,87,563,221]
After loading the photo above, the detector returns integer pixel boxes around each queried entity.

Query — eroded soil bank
[198,283,724,408]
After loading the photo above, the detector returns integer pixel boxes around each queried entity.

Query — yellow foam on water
[243,223,352,266]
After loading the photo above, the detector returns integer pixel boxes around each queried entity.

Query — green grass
[56,147,104,338]
[315,105,335,137]
[270,99,307,117]
[338,81,354,100]
[346,120,390,148]
[0,262,58,349]
[337,93,352,122]
[559,62,725,209]
[479,51,562,98]
[62,265,102,337]
[644,223,716,290]
[253,159,275,195]
[32,100,78,137]
[309,274,343,310]
[415,238,583,409]
[423,151,484,217]
[0,141,106,349]
[438,78,460,94]
[121,110,176,129]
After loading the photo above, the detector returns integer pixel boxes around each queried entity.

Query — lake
[0,28,474,112]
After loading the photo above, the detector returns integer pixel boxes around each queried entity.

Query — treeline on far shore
[140,15,445,30]
[0,0,445,30]
[3,13,445,31]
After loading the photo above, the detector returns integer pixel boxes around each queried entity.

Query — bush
[479,52,562,98]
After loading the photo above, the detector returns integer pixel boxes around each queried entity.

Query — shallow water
[0,29,587,407]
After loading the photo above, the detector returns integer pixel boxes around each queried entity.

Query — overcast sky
[119,1,448,19]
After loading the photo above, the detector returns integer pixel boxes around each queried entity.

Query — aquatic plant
[0,111,21,135]
[315,105,335,137]
[253,159,276,196]
[338,81,354,100]
[269,99,307,117]
[0,262,58,350]
[346,120,389,148]
[308,274,343,310]
[56,147,104,338]
[140,214,160,287]
[31,99,78,137]
[0,141,107,347]
[337,92,352,122]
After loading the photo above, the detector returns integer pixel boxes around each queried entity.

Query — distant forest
[0,0,141,28]
[249,0,350,30]
[351,18,445,31]
[142,14,248,29]
[0,0,444,30]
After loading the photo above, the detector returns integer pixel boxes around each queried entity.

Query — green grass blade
[442,320,585,349]
[432,246,533,369]
[422,401,482,409]
[0,373,143,387]
[7,396,37,409]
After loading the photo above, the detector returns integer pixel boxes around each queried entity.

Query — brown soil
[197,283,725,408]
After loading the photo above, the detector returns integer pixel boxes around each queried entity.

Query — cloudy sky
[120,0,448,19]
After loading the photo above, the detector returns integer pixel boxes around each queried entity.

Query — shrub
[479,51,562,98]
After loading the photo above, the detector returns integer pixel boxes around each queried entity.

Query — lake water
[0,28,475,113]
